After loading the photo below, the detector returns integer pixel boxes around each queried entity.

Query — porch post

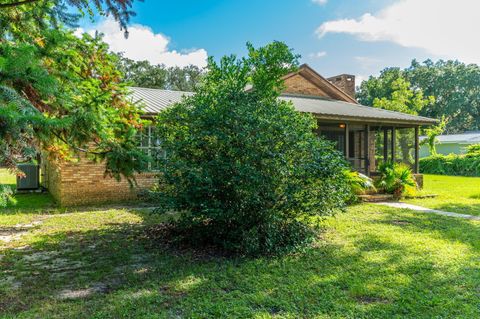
[383,128,388,163]
[414,126,420,174]
[391,127,396,163]
[344,123,349,159]
[365,124,370,176]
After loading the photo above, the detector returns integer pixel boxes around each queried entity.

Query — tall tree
[358,59,480,133]
[407,59,480,133]
[115,55,204,91]
[357,67,404,106]
[0,28,147,180]
[0,0,139,39]
[116,55,169,89]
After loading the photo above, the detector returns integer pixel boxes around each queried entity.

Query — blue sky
[79,0,479,84]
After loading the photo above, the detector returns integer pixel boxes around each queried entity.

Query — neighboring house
[41,64,437,206]
[420,132,480,157]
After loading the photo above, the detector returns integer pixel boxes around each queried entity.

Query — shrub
[153,42,351,256]
[466,144,480,155]
[344,170,376,203]
[376,162,417,198]
[420,153,480,176]
[0,185,16,208]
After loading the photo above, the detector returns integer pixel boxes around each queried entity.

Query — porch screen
[316,123,346,155]
[395,128,415,169]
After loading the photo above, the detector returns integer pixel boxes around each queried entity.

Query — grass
[1,203,479,318]
[0,169,15,187]
[405,174,480,216]
[0,168,55,211]
[1,170,479,317]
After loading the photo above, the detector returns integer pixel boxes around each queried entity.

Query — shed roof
[129,87,437,126]
[420,132,480,144]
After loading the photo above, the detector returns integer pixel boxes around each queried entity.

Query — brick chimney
[327,74,356,100]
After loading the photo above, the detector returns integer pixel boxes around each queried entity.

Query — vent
[16,164,40,190]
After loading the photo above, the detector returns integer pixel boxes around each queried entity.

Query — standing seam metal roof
[129,87,437,125]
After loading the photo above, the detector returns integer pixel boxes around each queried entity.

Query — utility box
[16,164,40,190]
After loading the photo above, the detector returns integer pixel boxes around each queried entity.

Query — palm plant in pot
[376,162,417,198]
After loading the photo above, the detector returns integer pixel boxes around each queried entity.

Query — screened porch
[316,121,421,176]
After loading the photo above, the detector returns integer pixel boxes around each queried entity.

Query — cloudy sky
[78,0,479,83]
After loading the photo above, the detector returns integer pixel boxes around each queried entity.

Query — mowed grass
[1,204,479,318]
[0,168,55,211]
[0,169,15,186]
[405,174,480,216]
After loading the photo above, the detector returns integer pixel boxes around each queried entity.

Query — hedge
[420,152,480,176]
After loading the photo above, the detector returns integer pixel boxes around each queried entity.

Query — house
[41,64,437,206]
[420,132,480,157]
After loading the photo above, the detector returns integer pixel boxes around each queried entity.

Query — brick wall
[42,154,157,206]
[327,74,356,99]
[283,74,329,97]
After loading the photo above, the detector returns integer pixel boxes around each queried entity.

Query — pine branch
[0,0,41,8]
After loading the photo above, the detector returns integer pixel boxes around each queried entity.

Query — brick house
[41,64,436,206]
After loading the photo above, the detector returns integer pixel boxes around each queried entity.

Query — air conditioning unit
[16,164,40,191]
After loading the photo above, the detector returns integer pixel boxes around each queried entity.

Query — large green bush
[153,42,351,256]
[420,152,480,176]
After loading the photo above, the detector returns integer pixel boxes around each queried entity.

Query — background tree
[154,42,350,255]
[358,59,480,133]
[407,59,480,133]
[115,55,204,91]
[421,116,447,156]
[357,67,404,106]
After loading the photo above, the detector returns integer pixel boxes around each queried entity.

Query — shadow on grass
[370,206,480,252]
[0,190,56,215]
[1,209,479,318]
[434,202,480,216]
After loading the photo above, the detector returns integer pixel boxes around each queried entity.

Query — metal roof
[129,87,193,114]
[279,94,437,125]
[420,132,480,144]
[129,87,437,125]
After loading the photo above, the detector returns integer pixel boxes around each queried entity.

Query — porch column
[365,124,370,176]
[391,127,396,163]
[344,123,350,159]
[383,128,388,163]
[414,126,420,174]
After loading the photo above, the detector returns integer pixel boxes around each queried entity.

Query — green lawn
[1,203,479,318]
[1,170,480,317]
[0,169,16,187]
[0,168,55,211]
[405,174,480,216]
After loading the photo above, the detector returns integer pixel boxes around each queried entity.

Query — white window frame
[137,126,165,172]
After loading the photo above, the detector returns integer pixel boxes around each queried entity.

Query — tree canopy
[0,0,139,40]
[358,59,480,133]
[0,29,148,179]
[115,55,204,91]
[1,0,148,181]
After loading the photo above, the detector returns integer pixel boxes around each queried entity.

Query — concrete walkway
[376,202,480,221]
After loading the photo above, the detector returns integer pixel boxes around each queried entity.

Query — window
[137,126,166,171]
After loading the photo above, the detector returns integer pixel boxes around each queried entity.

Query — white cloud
[309,51,327,59]
[316,0,480,64]
[312,0,327,5]
[77,18,208,68]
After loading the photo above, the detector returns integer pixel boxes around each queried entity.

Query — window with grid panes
[137,126,166,171]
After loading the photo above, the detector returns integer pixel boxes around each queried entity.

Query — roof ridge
[128,86,194,94]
